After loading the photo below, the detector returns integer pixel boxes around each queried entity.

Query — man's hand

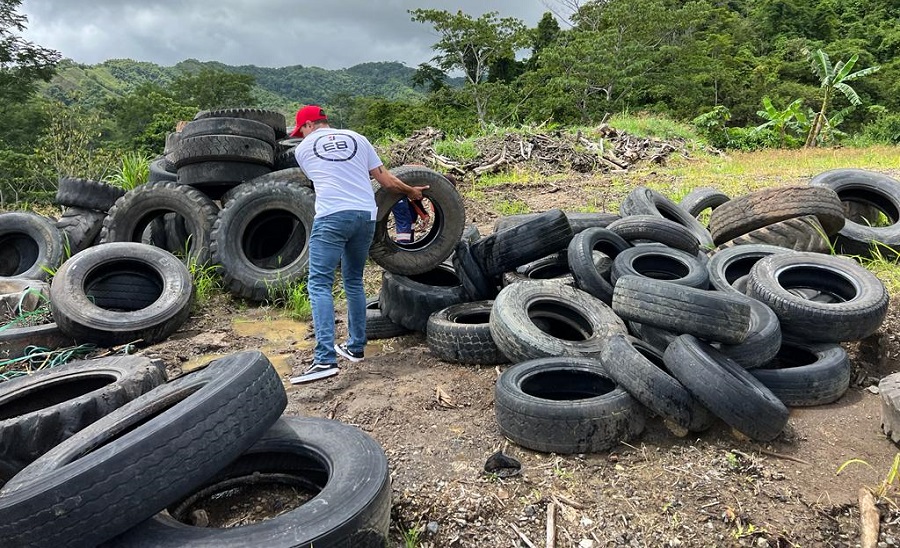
[407,185,428,201]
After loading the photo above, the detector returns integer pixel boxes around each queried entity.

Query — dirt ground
[141,168,900,548]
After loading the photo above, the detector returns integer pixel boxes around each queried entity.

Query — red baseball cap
[289,105,327,137]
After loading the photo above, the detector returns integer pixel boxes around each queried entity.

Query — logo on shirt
[313,133,358,162]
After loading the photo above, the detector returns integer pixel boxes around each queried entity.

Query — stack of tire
[397,168,895,455]
[0,350,392,546]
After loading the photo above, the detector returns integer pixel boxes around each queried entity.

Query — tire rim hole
[0,375,117,419]
[759,344,818,370]
[408,266,459,287]
[776,266,857,303]
[0,234,38,276]
[521,369,616,400]
[724,255,768,284]
[242,211,306,268]
[451,311,490,325]
[630,255,690,280]
[527,302,593,341]
[389,198,440,250]
[84,260,164,311]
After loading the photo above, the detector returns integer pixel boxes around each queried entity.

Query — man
[289,105,426,383]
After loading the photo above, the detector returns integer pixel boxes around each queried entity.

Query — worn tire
[0,211,64,281]
[369,166,465,276]
[365,296,410,341]
[607,215,700,255]
[567,227,632,304]
[50,242,193,346]
[55,177,126,212]
[619,186,714,248]
[493,211,619,234]
[664,335,789,441]
[610,245,709,289]
[194,108,287,138]
[707,244,794,295]
[452,239,499,300]
[679,187,730,219]
[55,207,106,255]
[494,356,645,454]
[170,135,274,169]
[0,351,286,548]
[471,209,573,278]
[179,117,276,146]
[711,215,830,254]
[379,264,468,332]
[489,280,627,363]
[750,341,850,407]
[426,300,508,365]
[0,356,166,482]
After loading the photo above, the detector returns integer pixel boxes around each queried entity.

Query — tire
[0,211,64,281]
[471,208,574,278]
[707,244,794,295]
[708,186,844,244]
[619,186,714,248]
[149,157,178,183]
[880,372,900,443]
[244,167,313,189]
[610,245,709,289]
[679,187,730,219]
[489,280,627,363]
[493,211,619,234]
[0,355,166,482]
[809,168,900,258]
[211,181,316,302]
[710,215,830,254]
[369,166,465,276]
[566,227,632,304]
[55,207,106,255]
[494,356,645,454]
[452,239,498,300]
[194,108,287,139]
[426,300,508,365]
[607,215,700,255]
[501,253,575,287]
[715,298,782,369]
[746,251,889,342]
[0,351,287,548]
[750,341,850,407]
[600,334,712,432]
[55,177,126,212]
[176,161,271,191]
[101,181,220,266]
[379,264,468,332]
[664,335,789,441]
[274,146,299,170]
[50,242,193,346]
[365,296,410,340]
[612,275,752,345]
[179,117,277,146]
[170,135,274,169]
[105,417,390,548]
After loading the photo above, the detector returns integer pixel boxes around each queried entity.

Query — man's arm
[370,166,427,201]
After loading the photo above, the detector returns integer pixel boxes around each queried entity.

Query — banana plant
[754,97,808,148]
[804,48,880,147]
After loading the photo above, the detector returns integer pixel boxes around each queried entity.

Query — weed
[188,260,222,304]
[401,523,423,548]
[837,452,900,506]
[433,137,479,161]
[495,199,530,216]
[109,151,151,190]
[852,242,900,295]
[265,277,314,322]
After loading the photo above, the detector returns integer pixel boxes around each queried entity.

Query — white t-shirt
[293,127,381,219]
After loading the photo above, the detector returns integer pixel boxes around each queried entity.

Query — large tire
[489,280,627,363]
[0,351,286,548]
[610,245,709,289]
[746,251,889,342]
[750,341,850,407]
[607,215,700,255]
[0,211,64,281]
[426,300,508,365]
[50,242,193,347]
[708,186,844,244]
[665,335,789,441]
[365,296,410,341]
[101,181,220,266]
[170,135,274,169]
[105,417,390,548]
[612,275,752,344]
[369,166,466,276]
[493,211,619,235]
[0,356,166,482]
[600,334,712,432]
[471,208,574,278]
[55,177,126,212]
[566,227,632,304]
[619,186,714,248]
[452,239,498,300]
[179,117,277,146]
[379,264,468,332]
[194,108,287,139]
[494,356,645,454]
[176,161,271,196]
[710,215,830,254]
[211,180,316,302]
[148,157,177,183]
[679,187,729,219]
[55,207,106,255]
[707,244,794,295]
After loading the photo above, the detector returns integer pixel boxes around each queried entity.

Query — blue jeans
[392,197,416,234]
[308,210,376,364]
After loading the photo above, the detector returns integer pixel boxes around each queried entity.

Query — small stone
[579,540,595,548]
[426,521,439,535]
[756,538,768,547]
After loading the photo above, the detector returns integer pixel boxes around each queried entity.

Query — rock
[426,521,439,535]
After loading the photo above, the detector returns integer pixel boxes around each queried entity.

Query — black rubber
[49,242,193,347]
[610,245,709,289]
[607,215,700,255]
[706,243,794,295]
[170,135,274,169]
[0,211,64,281]
[664,335,789,441]
[471,208,574,278]
[619,186,714,248]
[489,280,627,363]
[0,351,287,548]
[210,180,316,302]
[176,161,271,195]
[600,334,712,432]
[194,108,287,138]
[612,275,752,345]
[365,296,410,341]
[452,239,498,300]
[55,207,106,255]
[750,340,850,407]
[493,211,619,234]
[101,181,220,266]
[105,416,390,548]
[494,356,645,454]
[149,157,178,183]
[0,355,166,482]
[746,251,889,342]
[274,146,299,170]
[566,227,632,304]
[679,187,730,218]
[180,117,277,146]
[378,264,468,332]
[426,300,508,365]
[716,297,782,369]
[55,177,126,212]
[708,185,845,244]
[369,166,466,276]
[501,252,575,287]
[710,215,830,254]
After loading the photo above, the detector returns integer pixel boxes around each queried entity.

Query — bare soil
[141,168,900,548]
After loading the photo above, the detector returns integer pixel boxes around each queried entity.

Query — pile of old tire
[0,350,392,547]
[54,176,126,255]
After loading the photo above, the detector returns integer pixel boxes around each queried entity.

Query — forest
[0,0,898,204]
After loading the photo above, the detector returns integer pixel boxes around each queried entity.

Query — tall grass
[109,151,151,190]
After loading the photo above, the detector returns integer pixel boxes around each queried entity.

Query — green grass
[433,137,479,161]
[603,112,704,143]
[108,151,151,190]
[494,199,531,216]
[188,260,223,304]
[265,278,314,322]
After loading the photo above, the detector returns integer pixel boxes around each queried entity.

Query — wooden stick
[546,501,557,548]
[552,492,586,510]
[510,523,537,548]
[757,448,812,466]
[859,487,880,548]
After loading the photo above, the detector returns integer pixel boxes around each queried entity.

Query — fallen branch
[859,487,879,548]
[510,522,537,548]
[546,501,557,548]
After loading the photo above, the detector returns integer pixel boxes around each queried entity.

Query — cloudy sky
[20,1,567,70]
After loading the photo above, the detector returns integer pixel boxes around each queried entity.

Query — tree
[754,96,808,147]
[804,48,880,147]
[411,62,448,93]
[170,67,256,110]
[0,0,59,104]
[526,12,561,69]
[409,9,529,126]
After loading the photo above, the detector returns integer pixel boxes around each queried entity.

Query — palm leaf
[808,49,832,83]
[835,82,863,106]
[833,54,858,82]
[844,65,881,82]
